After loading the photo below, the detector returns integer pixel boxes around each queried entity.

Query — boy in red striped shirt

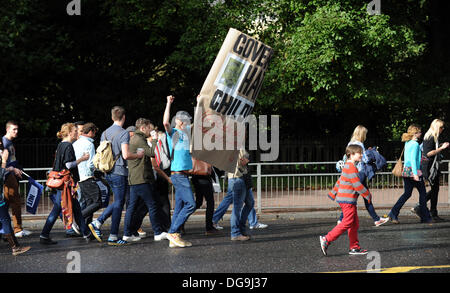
[320,144,372,256]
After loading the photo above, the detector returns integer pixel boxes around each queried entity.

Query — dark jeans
[123,183,163,237]
[0,203,13,234]
[127,175,171,235]
[79,178,102,224]
[192,175,215,231]
[155,173,171,231]
[425,172,440,216]
[41,189,89,238]
[389,177,431,222]
[97,174,128,236]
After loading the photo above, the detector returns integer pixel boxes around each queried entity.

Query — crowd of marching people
[0,95,448,257]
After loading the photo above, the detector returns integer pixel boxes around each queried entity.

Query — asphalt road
[1,212,449,274]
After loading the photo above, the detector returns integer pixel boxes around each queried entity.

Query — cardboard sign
[191,28,273,173]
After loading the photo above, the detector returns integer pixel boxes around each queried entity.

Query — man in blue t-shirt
[88,106,144,244]
[163,95,196,248]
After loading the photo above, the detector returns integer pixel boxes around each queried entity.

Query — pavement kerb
[20,206,450,230]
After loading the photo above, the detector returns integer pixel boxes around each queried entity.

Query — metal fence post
[257,163,262,214]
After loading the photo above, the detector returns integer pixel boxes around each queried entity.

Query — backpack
[155,137,171,170]
[93,129,122,173]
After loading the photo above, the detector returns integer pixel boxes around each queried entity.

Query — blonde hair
[424,119,444,142]
[401,124,421,142]
[350,125,368,143]
[57,123,75,139]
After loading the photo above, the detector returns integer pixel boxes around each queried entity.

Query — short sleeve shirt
[100,124,130,176]
[2,136,17,177]
[166,126,192,172]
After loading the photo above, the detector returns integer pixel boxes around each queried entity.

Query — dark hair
[81,122,98,134]
[345,144,363,157]
[74,121,85,126]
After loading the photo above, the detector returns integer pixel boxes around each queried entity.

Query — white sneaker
[154,232,168,241]
[108,234,118,242]
[374,217,389,227]
[137,229,147,238]
[213,223,223,230]
[122,235,141,242]
[250,223,268,229]
[15,230,32,238]
[91,219,102,230]
[71,223,81,235]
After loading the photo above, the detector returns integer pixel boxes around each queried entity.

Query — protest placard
[192,28,273,172]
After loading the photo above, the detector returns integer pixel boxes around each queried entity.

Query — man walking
[118,118,168,245]
[163,95,196,248]
[73,122,102,226]
[2,121,31,237]
[88,106,144,244]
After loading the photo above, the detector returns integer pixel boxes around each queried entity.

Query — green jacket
[127,130,157,186]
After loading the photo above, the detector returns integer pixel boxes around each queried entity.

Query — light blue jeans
[213,187,258,227]
[168,173,196,234]
[229,177,254,237]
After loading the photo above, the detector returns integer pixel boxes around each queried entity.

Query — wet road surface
[1,214,449,273]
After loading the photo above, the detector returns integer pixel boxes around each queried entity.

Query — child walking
[320,144,372,256]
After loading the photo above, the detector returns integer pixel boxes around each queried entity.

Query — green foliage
[0,0,448,141]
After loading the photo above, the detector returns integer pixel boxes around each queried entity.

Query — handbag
[46,169,71,190]
[189,157,212,176]
[427,156,439,185]
[392,146,404,177]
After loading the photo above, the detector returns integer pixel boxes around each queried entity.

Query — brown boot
[4,234,31,256]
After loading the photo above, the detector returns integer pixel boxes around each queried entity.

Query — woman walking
[337,125,389,227]
[412,119,449,221]
[40,123,91,244]
[388,125,432,224]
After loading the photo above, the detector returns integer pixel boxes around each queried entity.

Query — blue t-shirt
[166,126,192,172]
[100,124,130,176]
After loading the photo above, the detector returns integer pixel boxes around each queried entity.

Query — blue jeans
[124,183,163,236]
[96,174,128,236]
[389,177,431,222]
[230,177,254,237]
[0,203,13,234]
[168,173,196,234]
[213,187,258,226]
[41,189,89,238]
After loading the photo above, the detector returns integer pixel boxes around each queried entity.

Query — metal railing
[16,160,450,217]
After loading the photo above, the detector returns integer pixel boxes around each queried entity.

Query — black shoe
[432,216,445,222]
[205,228,220,236]
[349,248,368,255]
[40,237,57,245]
[410,205,421,219]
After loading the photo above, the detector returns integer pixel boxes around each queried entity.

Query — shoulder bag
[392,146,404,177]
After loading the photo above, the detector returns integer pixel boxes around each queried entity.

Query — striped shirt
[328,161,372,205]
